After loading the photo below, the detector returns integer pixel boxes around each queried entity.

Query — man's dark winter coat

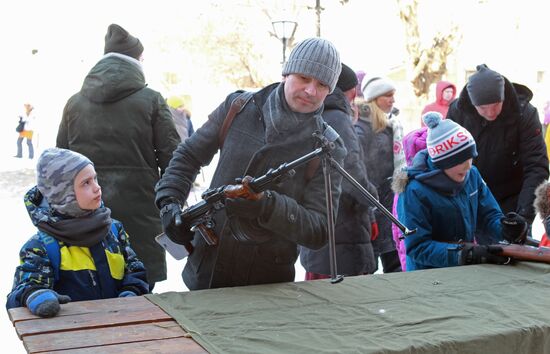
[155,83,346,290]
[447,78,549,222]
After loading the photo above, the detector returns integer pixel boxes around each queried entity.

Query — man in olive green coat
[57,24,180,288]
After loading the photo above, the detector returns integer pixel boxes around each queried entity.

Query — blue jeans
[16,137,33,159]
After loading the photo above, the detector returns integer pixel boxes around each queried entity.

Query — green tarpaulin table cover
[147,262,550,354]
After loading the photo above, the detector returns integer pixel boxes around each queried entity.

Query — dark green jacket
[57,53,180,283]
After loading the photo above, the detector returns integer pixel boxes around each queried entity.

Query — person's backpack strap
[218,91,254,148]
[41,223,118,282]
[41,233,61,282]
[109,222,118,238]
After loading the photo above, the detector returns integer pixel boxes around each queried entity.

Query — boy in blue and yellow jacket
[6,148,149,317]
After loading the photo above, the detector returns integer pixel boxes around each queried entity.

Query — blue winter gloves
[118,291,137,297]
[458,243,510,265]
[26,289,71,317]
[159,198,194,246]
[500,212,528,244]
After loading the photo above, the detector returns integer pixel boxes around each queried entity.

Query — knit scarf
[37,207,113,247]
[389,115,406,174]
[263,82,323,143]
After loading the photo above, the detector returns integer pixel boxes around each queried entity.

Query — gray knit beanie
[37,148,93,217]
[362,77,396,102]
[104,24,144,60]
[282,37,341,93]
[466,64,505,106]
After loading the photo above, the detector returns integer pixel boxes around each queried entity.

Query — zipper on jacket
[88,270,97,286]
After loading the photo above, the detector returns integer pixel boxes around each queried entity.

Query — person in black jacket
[300,63,378,279]
[447,64,549,238]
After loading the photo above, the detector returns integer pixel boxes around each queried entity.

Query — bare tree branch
[397,0,461,98]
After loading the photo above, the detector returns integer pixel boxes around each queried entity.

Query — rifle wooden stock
[498,244,550,263]
[224,178,263,201]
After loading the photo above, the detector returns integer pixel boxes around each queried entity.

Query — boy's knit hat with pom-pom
[423,111,478,169]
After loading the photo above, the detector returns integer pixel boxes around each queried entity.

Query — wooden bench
[8,296,207,353]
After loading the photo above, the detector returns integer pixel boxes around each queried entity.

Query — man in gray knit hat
[447,64,549,242]
[155,37,346,290]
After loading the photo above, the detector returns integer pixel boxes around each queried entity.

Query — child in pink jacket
[391,126,428,271]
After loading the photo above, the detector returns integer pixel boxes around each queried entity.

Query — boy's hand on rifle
[500,212,528,244]
[159,198,194,245]
[458,243,510,265]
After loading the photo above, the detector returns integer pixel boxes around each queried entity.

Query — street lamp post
[272,20,297,64]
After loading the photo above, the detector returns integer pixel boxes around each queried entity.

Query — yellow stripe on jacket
[59,246,125,280]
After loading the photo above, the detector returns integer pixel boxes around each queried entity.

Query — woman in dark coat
[355,77,405,273]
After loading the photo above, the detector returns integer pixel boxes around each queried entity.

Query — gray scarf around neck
[37,207,113,247]
[263,82,324,143]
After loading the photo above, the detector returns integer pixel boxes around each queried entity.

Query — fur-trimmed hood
[534,181,550,219]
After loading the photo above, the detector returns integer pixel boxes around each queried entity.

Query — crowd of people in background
[7,23,550,317]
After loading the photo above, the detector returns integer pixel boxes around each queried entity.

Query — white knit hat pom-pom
[422,111,443,129]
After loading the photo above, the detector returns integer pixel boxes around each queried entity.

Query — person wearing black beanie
[336,63,358,92]
[104,24,144,60]
[447,64,549,242]
[466,64,505,108]
[300,62,378,279]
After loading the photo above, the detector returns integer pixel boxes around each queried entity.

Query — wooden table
[7,296,207,353]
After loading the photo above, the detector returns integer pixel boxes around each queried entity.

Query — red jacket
[540,233,550,247]
[421,81,456,126]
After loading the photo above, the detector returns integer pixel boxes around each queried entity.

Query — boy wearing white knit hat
[393,112,528,271]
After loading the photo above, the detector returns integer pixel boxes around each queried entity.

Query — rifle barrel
[499,244,550,263]
[250,147,325,192]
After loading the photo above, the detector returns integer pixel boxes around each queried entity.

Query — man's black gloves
[225,190,274,221]
[500,212,528,244]
[159,198,194,245]
[458,243,510,265]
